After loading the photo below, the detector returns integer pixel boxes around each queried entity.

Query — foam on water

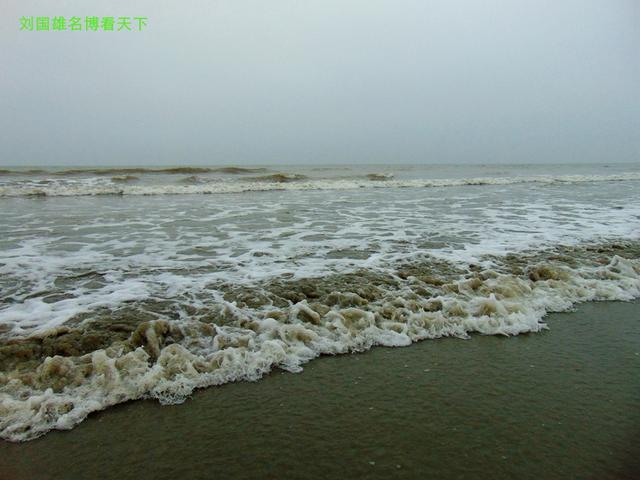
[1,246,639,441]
[1,182,639,336]
[1,165,639,441]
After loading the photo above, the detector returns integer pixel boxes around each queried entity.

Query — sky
[1,0,638,166]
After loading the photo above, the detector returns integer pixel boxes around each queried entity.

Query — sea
[1,163,639,441]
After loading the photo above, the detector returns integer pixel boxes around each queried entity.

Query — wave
[1,173,639,197]
[246,173,310,183]
[110,175,139,183]
[54,167,219,176]
[0,169,47,176]
[0,166,270,176]
[213,167,269,174]
[0,241,639,441]
[366,173,394,181]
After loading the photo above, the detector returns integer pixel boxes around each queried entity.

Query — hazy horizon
[1,0,639,166]
[1,161,640,170]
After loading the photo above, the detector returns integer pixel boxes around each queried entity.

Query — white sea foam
[1,185,639,337]
[1,252,639,441]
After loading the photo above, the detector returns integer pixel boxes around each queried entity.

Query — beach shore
[1,299,638,480]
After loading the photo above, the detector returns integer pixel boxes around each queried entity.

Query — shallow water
[1,300,638,480]
[1,163,639,440]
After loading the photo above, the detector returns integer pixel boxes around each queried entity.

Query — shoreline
[1,299,638,479]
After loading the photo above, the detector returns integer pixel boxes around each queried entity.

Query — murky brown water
[0,300,638,479]
[3,168,639,441]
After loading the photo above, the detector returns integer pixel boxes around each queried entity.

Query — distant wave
[0,166,270,176]
[366,173,394,181]
[1,173,639,197]
[55,167,217,176]
[110,175,139,183]
[0,169,47,176]
[214,167,269,174]
[247,173,309,183]
[176,175,222,184]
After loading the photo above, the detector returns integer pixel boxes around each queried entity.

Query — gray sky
[1,0,638,166]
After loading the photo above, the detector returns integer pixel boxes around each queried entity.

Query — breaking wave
[1,173,639,197]
[0,241,639,441]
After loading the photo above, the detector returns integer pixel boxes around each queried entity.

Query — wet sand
[1,300,638,480]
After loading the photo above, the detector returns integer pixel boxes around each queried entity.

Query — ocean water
[0,163,639,441]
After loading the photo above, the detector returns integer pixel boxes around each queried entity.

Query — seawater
[0,163,639,441]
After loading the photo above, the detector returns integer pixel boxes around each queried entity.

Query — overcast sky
[1,0,638,166]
